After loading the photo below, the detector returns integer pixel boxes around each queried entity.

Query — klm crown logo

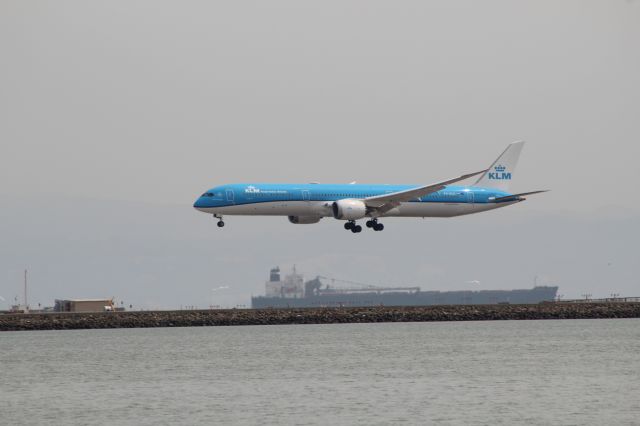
[488,164,511,180]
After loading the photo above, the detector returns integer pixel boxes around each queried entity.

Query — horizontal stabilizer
[492,190,549,203]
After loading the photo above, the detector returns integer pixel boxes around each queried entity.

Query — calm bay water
[1,319,639,425]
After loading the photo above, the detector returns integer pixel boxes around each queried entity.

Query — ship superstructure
[264,266,304,299]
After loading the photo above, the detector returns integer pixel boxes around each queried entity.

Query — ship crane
[316,275,380,289]
[314,275,420,294]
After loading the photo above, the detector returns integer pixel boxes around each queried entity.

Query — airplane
[193,141,547,233]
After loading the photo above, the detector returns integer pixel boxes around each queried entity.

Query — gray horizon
[1,1,639,308]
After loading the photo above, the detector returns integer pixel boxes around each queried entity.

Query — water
[1,319,639,425]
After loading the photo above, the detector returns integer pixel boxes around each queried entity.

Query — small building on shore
[54,299,114,313]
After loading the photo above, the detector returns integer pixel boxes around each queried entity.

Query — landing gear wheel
[344,221,354,230]
[351,225,362,233]
[365,220,373,228]
[373,223,384,231]
[217,220,225,228]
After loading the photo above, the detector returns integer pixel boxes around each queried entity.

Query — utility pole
[24,269,28,311]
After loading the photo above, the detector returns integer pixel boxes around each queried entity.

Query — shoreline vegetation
[2,303,640,331]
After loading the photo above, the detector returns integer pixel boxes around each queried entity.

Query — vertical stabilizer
[474,141,525,191]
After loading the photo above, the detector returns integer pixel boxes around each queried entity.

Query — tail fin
[474,141,525,191]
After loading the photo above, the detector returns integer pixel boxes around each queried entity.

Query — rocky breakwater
[2,303,640,331]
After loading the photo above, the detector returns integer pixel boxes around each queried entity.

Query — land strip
[2,303,640,331]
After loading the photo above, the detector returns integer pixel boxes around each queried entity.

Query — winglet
[431,169,489,189]
[454,169,489,184]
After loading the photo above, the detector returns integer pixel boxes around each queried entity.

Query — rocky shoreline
[2,303,639,331]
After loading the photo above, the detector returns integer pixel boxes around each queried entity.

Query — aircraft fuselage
[193,183,519,218]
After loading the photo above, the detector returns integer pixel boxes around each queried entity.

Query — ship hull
[251,287,559,309]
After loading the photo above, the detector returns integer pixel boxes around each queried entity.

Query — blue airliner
[194,141,547,233]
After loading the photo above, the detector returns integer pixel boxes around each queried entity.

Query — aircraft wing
[363,170,486,215]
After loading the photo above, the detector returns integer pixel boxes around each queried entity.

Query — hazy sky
[1,1,639,308]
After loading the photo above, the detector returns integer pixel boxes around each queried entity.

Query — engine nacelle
[288,215,322,224]
[332,199,367,220]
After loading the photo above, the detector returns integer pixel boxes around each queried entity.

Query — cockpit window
[202,191,224,198]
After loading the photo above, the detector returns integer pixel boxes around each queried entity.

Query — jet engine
[332,199,367,220]
[288,215,322,224]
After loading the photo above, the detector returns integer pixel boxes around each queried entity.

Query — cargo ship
[251,267,559,308]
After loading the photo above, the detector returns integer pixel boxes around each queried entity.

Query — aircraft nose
[193,197,206,210]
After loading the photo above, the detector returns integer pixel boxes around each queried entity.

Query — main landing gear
[344,219,385,233]
[344,221,362,233]
[365,219,384,231]
[214,214,225,228]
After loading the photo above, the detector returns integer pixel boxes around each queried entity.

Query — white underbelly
[204,201,330,216]
[199,201,511,218]
[386,202,505,217]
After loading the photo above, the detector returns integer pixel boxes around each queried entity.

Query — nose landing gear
[214,214,225,228]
